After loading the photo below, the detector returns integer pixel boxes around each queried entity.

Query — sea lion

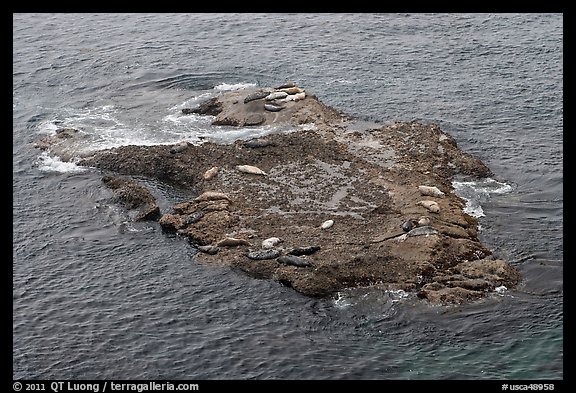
[246,249,281,260]
[277,255,313,267]
[236,165,267,175]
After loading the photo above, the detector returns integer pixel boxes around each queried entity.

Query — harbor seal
[265,91,289,101]
[243,90,271,104]
[418,216,431,226]
[246,249,281,260]
[418,200,440,213]
[236,165,267,175]
[288,246,320,256]
[278,86,304,95]
[194,191,232,203]
[264,103,284,112]
[277,255,313,267]
[262,237,283,249]
[197,245,220,255]
[216,237,252,247]
[321,219,334,229]
[275,81,297,89]
[183,211,205,226]
[203,166,219,180]
[419,185,445,198]
[169,141,189,154]
[401,219,418,232]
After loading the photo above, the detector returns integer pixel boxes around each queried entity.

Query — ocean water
[13,13,563,380]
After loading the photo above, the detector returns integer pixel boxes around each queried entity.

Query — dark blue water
[13,13,563,380]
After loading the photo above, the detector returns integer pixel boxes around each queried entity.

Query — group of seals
[244,81,307,113]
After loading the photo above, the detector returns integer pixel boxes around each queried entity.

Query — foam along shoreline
[34,82,521,305]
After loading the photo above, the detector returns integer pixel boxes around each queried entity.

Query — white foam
[213,82,257,91]
[333,292,352,309]
[36,152,86,173]
[452,177,513,218]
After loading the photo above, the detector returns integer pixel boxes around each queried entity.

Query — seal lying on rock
[244,89,272,104]
[262,237,283,249]
[246,249,281,260]
[288,246,321,256]
[277,255,313,267]
[419,185,445,197]
[203,166,219,180]
[236,165,267,175]
[197,245,220,255]
[194,191,232,203]
[264,103,284,112]
[216,237,251,247]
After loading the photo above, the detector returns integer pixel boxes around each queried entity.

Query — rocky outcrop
[101,175,160,221]
[36,83,521,304]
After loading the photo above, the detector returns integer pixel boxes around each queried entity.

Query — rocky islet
[34,82,522,304]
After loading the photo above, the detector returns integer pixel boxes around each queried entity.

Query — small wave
[332,288,410,309]
[36,152,86,173]
[452,177,513,218]
[213,82,257,91]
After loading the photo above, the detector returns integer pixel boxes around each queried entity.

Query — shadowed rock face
[36,84,521,304]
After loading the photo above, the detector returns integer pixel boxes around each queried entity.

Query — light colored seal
[278,87,304,95]
[418,216,431,226]
[419,185,445,198]
[277,255,313,267]
[265,91,289,100]
[216,237,252,247]
[275,81,297,89]
[262,237,283,249]
[418,200,440,213]
[169,141,189,154]
[197,245,220,255]
[194,191,232,203]
[236,165,267,175]
[203,166,219,180]
[321,219,334,229]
